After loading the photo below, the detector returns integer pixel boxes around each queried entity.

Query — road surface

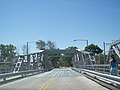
[0,68,109,90]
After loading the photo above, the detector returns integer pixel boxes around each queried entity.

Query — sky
[0,0,120,54]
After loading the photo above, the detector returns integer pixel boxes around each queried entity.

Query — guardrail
[72,67,120,90]
[0,69,44,84]
[80,64,120,74]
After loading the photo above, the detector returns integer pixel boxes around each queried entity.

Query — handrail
[80,64,120,74]
[0,69,44,82]
[72,67,120,89]
[81,69,120,82]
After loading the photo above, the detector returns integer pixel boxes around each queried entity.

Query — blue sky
[0,0,120,54]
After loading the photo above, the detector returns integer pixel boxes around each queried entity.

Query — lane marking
[40,78,53,90]
[43,78,55,90]
[40,77,55,90]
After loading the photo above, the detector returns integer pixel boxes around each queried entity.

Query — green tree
[49,54,61,68]
[0,44,6,61]
[6,44,16,59]
[61,46,78,67]
[95,53,105,64]
[61,54,73,67]
[36,40,46,50]
[21,45,27,54]
[84,44,103,55]
[66,46,78,50]
[0,44,16,61]
[36,40,56,50]
[46,40,56,50]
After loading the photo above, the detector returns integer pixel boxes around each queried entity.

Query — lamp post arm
[74,39,89,47]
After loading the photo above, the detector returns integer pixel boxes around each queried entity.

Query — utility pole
[86,40,88,47]
[103,42,106,64]
[27,42,29,55]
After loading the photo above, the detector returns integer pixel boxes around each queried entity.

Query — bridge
[0,40,120,90]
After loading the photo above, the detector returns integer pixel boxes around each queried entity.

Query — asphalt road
[0,68,109,90]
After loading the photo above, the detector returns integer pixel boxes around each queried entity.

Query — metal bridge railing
[0,69,44,84]
[81,64,110,74]
[80,64,120,74]
[72,64,120,89]
[81,69,120,89]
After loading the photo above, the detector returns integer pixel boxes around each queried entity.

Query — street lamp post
[103,42,112,55]
[27,42,29,55]
[26,41,37,71]
[74,39,89,47]
[26,41,37,54]
[103,42,106,64]
[103,42,111,64]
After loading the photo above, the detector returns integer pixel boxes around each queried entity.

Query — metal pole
[27,42,28,55]
[86,40,88,47]
[103,42,106,64]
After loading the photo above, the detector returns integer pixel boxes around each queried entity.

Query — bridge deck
[0,68,109,90]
